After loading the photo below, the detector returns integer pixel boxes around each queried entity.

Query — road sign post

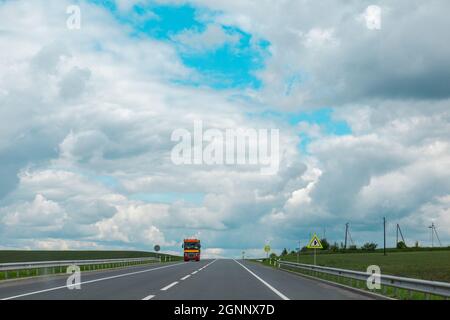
[307,233,323,266]
[154,244,161,261]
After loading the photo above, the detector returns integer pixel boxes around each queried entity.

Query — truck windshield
[184,242,200,250]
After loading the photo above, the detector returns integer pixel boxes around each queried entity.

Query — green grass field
[0,250,183,281]
[0,250,181,263]
[280,250,450,282]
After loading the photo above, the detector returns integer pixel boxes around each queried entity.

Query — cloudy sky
[0,0,449,258]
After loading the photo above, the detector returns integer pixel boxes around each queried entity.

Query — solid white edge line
[1,262,186,300]
[142,294,155,300]
[181,275,191,280]
[161,281,178,291]
[233,259,290,300]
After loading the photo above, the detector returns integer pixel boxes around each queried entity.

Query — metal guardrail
[0,257,160,273]
[277,260,450,298]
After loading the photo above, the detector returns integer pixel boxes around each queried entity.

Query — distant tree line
[270,238,449,258]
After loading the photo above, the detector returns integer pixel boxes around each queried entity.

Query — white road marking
[142,294,155,300]
[180,260,216,281]
[1,262,186,300]
[233,259,290,300]
[161,281,178,291]
[202,259,217,269]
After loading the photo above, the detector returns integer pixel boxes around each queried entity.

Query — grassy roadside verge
[277,250,450,282]
[254,255,449,300]
[0,250,179,263]
[0,250,183,281]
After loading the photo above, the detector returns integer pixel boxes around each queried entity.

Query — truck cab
[182,239,201,262]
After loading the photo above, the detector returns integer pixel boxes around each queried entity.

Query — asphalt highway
[0,259,374,300]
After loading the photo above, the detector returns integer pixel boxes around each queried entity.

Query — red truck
[182,239,201,262]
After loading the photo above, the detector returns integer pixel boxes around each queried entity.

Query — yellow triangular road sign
[307,233,323,249]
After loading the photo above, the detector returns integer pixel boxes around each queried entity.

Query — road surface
[0,259,374,300]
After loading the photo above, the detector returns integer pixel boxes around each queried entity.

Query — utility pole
[434,224,442,247]
[297,240,300,264]
[344,223,349,250]
[429,223,442,248]
[429,223,434,248]
[383,217,387,256]
[396,224,406,247]
[396,223,398,247]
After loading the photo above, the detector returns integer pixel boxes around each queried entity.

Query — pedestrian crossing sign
[307,234,323,249]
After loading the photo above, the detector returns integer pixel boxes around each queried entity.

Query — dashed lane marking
[161,281,178,291]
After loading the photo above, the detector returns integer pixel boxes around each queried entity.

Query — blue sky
[89,1,268,89]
